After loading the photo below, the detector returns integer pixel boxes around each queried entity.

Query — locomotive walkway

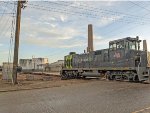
[0,80,150,113]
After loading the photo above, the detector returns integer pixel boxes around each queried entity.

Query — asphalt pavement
[0,80,150,113]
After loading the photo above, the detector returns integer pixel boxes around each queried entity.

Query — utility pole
[12,0,27,84]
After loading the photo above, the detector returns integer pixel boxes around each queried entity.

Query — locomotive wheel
[129,78,134,82]
[134,75,139,82]
[61,72,68,80]
[106,71,112,80]
[82,76,86,79]
[76,73,82,79]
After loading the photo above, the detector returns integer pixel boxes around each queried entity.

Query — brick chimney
[87,24,94,52]
[143,40,147,51]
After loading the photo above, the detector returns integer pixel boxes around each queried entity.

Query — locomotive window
[116,42,124,49]
[129,41,136,50]
[110,43,116,50]
[113,43,117,50]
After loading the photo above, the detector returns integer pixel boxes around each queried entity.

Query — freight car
[61,36,150,82]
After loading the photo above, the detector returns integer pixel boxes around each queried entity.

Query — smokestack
[143,40,147,51]
[87,24,94,52]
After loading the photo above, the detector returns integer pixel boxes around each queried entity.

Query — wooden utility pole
[12,0,26,84]
[12,1,22,84]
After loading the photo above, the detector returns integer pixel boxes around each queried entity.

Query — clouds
[20,8,87,48]
[1,1,150,64]
[19,1,123,50]
[60,15,66,22]
[97,15,123,27]
[0,44,4,47]
[19,1,145,51]
[22,27,85,48]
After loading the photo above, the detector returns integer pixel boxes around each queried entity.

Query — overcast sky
[0,1,150,65]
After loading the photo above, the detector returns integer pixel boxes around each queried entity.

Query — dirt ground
[0,72,2,79]
[0,72,92,92]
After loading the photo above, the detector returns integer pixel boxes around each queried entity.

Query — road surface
[0,80,150,113]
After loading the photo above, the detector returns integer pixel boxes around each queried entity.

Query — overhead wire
[7,1,16,82]
[26,1,150,58]
[5,1,150,21]
[106,1,150,38]
[59,1,150,21]
[129,1,150,12]
[3,1,150,24]
[8,1,16,64]
[0,13,15,14]
[0,1,9,24]
[2,1,150,61]
[27,3,150,25]
[0,2,16,39]
[31,1,149,40]
[100,1,150,38]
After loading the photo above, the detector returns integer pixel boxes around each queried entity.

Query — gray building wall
[19,59,32,70]
[2,62,13,80]
[19,58,49,71]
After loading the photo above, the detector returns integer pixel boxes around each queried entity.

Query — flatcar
[61,36,150,82]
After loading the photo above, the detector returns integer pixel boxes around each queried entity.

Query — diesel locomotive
[61,36,150,82]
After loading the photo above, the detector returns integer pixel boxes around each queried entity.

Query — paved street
[0,80,150,113]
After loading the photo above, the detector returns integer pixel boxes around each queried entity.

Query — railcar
[61,37,150,82]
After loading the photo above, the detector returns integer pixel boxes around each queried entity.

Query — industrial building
[19,59,32,70]
[19,58,48,71]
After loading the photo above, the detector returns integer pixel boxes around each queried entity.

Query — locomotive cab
[109,36,141,51]
[109,37,142,67]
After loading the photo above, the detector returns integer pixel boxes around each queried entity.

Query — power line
[0,17,12,38]
[32,1,150,22]
[41,1,150,38]
[8,2,16,65]
[8,1,150,20]
[59,1,150,21]
[3,1,150,24]
[0,2,16,39]
[26,2,150,42]
[129,1,150,12]
[0,1,9,23]
[28,3,150,25]
[100,2,150,38]
[0,13,16,14]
